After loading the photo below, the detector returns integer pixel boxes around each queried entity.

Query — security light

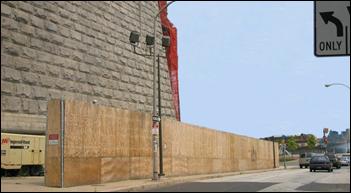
[146,35,155,46]
[129,31,140,45]
[162,36,170,47]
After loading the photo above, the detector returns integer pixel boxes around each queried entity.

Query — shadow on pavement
[296,182,350,192]
[144,182,277,192]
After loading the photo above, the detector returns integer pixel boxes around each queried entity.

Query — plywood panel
[172,157,188,176]
[83,103,101,157]
[130,157,141,178]
[163,117,277,176]
[101,157,130,183]
[100,107,116,157]
[63,157,101,187]
[45,157,61,187]
[171,121,180,157]
[64,101,83,158]
[139,157,152,178]
[163,157,172,176]
[212,158,222,173]
[129,111,140,157]
[46,100,277,187]
[140,113,152,157]
[63,158,81,187]
[45,100,61,187]
[80,158,101,185]
[116,109,130,157]
[162,119,173,158]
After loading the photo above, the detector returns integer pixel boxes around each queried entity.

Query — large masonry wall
[1,1,175,134]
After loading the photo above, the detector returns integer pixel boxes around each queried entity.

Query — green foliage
[307,135,317,149]
[286,137,298,151]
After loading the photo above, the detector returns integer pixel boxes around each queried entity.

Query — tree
[307,135,317,149]
[286,137,298,151]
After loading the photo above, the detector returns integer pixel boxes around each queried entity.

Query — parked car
[340,156,350,166]
[326,153,341,169]
[309,155,333,172]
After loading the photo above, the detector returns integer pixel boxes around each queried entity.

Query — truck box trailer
[1,133,45,176]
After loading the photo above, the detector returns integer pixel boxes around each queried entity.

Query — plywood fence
[45,100,279,187]
[162,118,280,176]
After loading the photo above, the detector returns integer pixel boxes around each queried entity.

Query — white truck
[1,133,45,176]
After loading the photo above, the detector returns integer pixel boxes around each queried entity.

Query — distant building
[326,129,350,153]
[295,134,316,148]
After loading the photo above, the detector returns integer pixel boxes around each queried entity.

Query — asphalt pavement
[145,166,350,192]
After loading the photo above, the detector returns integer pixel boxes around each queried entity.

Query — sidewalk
[1,167,286,192]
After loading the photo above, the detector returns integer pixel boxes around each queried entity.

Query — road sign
[323,136,328,144]
[152,122,159,135]
[48,134,59,145]
[314,1,350,56]
[152,115,161,122]
[323,128,329,134]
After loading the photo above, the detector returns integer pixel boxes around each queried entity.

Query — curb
[108,168,284,192]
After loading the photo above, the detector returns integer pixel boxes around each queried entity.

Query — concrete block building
[1,1,176,134]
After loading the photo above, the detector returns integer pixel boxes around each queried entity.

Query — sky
[168,1,350,139]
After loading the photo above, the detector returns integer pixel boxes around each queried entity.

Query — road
[145,166,350,192]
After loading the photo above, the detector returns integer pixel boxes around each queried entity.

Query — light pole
[283,136,287,169]
[325,83,350,153]
[324,83,350,90]
[347,129,350,153]
[151,1,175,181]
[129,1,175,181]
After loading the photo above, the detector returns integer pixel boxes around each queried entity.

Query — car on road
[326,153,342,169]
[340,156,350,166]
[309,155,333,172]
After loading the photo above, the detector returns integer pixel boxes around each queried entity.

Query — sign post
[323,128,329,153]
[314,1,350,57]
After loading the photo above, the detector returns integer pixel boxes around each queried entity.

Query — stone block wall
[1,1,176,134]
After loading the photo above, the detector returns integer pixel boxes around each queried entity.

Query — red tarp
[158,1,180,121]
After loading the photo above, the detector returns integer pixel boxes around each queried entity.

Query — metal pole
[152,14,159,181]
[152,1,175,181]
[272,136,276,168]
[284,144,287,169]
[60,97,65,188]
[158,54,165,176]
[325,84,350,153]
[348,129,350,153]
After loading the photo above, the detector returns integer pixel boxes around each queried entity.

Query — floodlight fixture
[146,35,155,46]
[129,31,140,45]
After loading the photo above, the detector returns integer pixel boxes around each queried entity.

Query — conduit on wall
[158,1,181,121]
